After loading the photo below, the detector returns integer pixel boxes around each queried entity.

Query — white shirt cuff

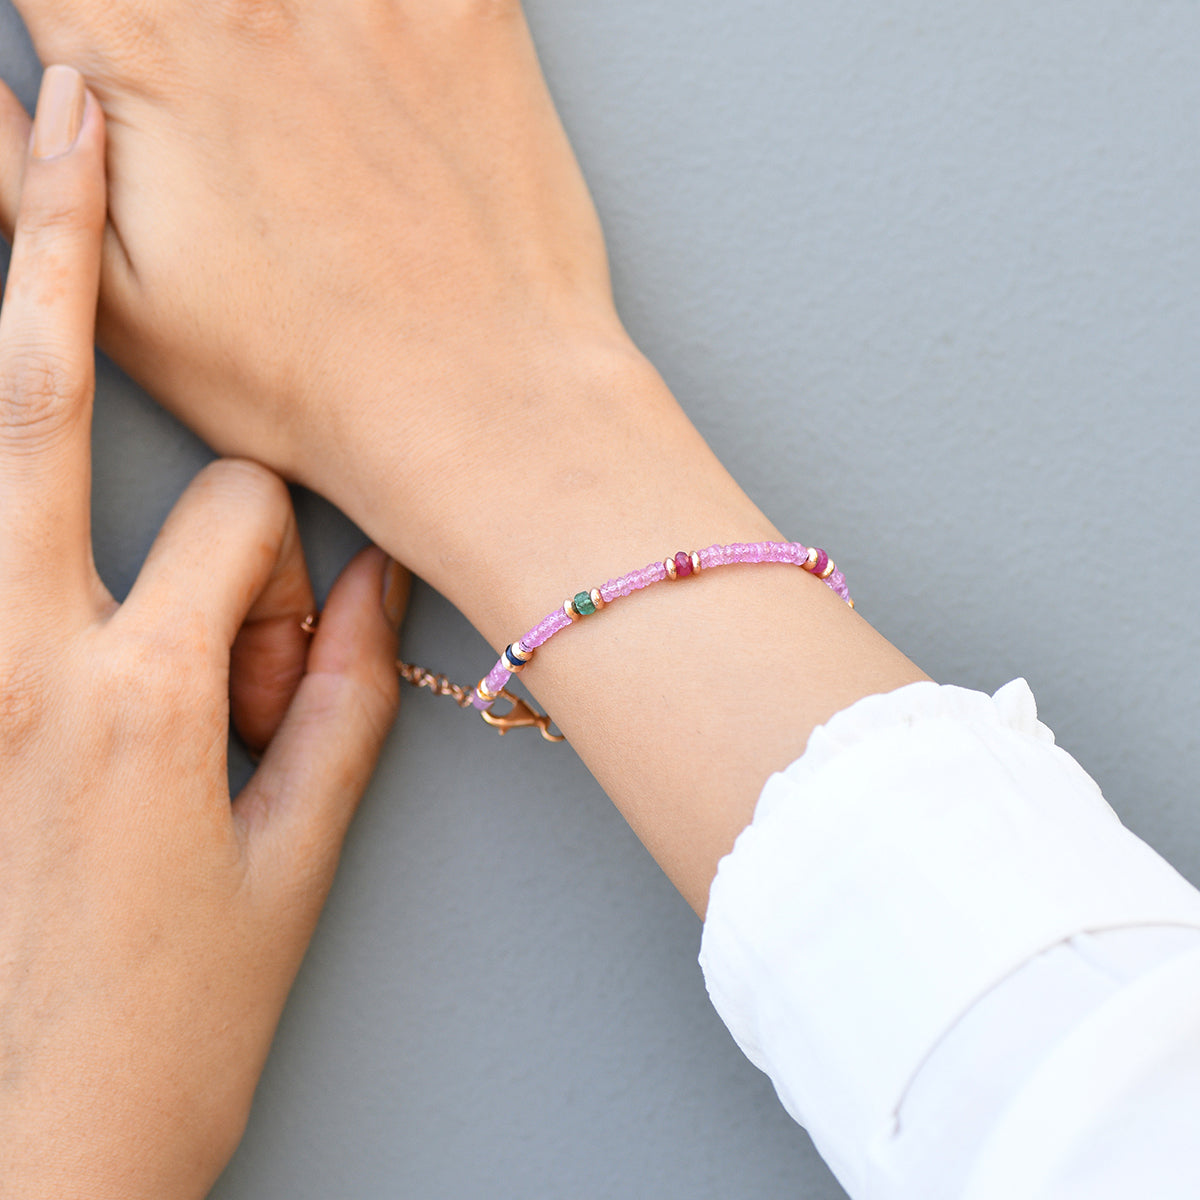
[698,679,1200,1198]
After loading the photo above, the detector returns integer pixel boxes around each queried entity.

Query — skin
[0,69,407,1198]
[0,5,930,1192]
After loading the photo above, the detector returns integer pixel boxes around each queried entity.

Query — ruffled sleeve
[699,679,1200,1198]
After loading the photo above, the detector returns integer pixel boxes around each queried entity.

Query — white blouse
[699,680,1200,1198]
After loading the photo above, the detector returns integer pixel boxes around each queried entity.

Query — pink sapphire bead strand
[471,540,854,714]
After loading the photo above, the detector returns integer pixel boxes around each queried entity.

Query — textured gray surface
[2,3,1198,1197]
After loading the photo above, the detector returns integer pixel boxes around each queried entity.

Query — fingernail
[382,558,410,631]
[32,66,87,160]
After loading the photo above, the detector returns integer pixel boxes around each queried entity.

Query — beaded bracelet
[388,541,852,744]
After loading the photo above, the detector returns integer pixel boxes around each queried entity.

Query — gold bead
[690,551,702,574]
[848,598,856,610]
[819,559,836,580]
[664,556,678,580]
[504,643,531,673]
[563,599,580,622]
[803,546,820,572]
[589,588,606,611]
[477,679,500,701]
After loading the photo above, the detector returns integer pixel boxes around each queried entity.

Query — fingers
[120,458,313,665]
[229,608,313,757]
[0,78,30,241]
[229,537,320,755]
[0,67,106,616]
[236,547,406,946]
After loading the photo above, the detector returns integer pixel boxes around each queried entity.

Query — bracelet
[410,541,851,743]
[303,541,852,744]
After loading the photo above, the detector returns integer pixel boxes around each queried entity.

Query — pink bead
[473,541,853,723]
[526,610,570,649]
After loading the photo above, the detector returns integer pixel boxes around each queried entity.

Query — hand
[0,68,406,1198]
[0,0,639,593]
[1,30,924,926]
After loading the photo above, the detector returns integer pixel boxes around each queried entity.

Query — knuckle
[347,663,402,751]
[0,350,89,447]
[369,657,403,723]
[92,635,168,704]
[310,665,399,753]
[16,191,105,246]
[98,623,215,736]
[190,458,295,547]
[196,457,290,511]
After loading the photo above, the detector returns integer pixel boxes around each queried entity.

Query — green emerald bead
[573,591,596,616]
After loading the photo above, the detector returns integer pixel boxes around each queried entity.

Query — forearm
[354,345,927,915]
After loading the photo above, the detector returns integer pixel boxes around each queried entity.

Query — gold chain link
[302,614,561,740]
[395,661,476,709]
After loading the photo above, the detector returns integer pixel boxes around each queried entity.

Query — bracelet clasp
[480,691,565,742]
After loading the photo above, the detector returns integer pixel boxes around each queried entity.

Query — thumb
[236,546,409,938]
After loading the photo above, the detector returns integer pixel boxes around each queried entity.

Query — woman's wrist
[325,338,766,642]
[341,340,926,913]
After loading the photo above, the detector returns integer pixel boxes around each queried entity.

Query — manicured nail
[382,558,410,630]
[32,66,86,160]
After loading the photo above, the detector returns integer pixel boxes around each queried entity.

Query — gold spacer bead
[564,599,581,622]
[477,679,500,701]
[848,598,856,610]
[504,644,531,673]
[819,559,836,580]
[664,556,678,580]
[510,640,533,662]
[589,588,606,611]
[803,546,820,572]
[690,551,702,574]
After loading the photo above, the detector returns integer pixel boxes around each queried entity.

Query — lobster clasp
[480,690,565,742]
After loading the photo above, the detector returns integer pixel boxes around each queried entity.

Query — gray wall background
[2,3,1198,1197]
